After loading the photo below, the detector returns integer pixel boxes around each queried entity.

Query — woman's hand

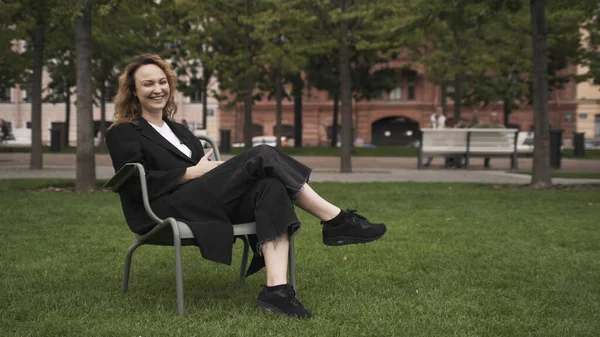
[180,149,224,183]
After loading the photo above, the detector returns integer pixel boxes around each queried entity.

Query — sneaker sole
[257,301,311,318]
[323,230,386,246]
[258,300,286,315]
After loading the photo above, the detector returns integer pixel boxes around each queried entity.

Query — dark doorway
[371,116,420,146]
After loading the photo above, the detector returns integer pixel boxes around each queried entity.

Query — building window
[595,114,600,137]
[389,87,402,101]
[190,91,203,103]
[0,88,10,103]
[407,72,416,100]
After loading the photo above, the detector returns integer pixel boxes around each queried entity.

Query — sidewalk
[1,152,599,185]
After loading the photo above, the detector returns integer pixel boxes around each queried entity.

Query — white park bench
[0,128,32,147]
[418,128,521,169]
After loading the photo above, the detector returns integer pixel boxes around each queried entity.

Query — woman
[106,54,386,318]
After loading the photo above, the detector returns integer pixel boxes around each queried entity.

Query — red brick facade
[220,65,579,145]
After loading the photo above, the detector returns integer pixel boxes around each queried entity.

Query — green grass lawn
[511,170,600,179]
[1,180,599,336]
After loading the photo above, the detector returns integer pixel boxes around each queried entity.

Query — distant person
[423,107,446,167]
[0,119,10,142]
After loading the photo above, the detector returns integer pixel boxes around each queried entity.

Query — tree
[417,0,498,122]
[167,0,218,131]
[0,2,29,103]
[5,0,55,169]
[195,0,271,149]
[305,53,341,147]
[92,0,163,148]
[45,23,76,148]
[306,0,403,172]
[529,0,551,186]
[253,0,309,148]
[75,0,96,192]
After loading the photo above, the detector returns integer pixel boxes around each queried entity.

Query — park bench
[0,128,31,147]
[418,128,520,169]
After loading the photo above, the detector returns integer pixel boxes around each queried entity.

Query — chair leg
[173,237,185,316]
[239,236,250,281]
[123,241,143,293]
[288,235,297,291]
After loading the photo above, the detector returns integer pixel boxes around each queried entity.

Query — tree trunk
[503,99,511,126]
[338,0,352,173]
[29,24,44,169]
[292,73,303,148]
[331,94,339,147]
[453,75,462,123]
[530,0,552,186]
[441,82,448,116]
[64,92,70,147]
[243,76,254,150]
[99,79,107,149]
[201,68,212,129]
[75,0,96,192]
[275,69,283,149]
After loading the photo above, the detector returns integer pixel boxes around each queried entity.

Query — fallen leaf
[588,203,593,206]
[416,289,419,294]
[416,223,420,227]
[343,256,348,262]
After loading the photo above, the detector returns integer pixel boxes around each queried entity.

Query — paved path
[1,152,599,185]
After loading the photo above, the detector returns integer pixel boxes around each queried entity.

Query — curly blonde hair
[112,54,178,126]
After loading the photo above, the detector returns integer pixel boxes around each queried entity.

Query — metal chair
[104,135,297,316]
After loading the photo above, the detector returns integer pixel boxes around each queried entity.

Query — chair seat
[136,221,257,240]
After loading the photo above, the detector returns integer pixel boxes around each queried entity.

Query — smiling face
[133,64,170,118]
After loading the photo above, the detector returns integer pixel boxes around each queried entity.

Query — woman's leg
[296,182,387,246]
[295,183,340,221]
[226,177,310,317]
[261,233,289,286]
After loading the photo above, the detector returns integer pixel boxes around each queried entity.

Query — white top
[430,114,446,129]
[149,122,192,158]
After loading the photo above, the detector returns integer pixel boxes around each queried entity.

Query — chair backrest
[196,135,221,160]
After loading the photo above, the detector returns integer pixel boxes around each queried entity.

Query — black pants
[162,145,312,275]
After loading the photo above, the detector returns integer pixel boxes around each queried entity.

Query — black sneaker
[257,284,312,318]
[322,209,386,246]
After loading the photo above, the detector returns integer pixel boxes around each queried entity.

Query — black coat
[106,116,312,270]
[106,117,240,266]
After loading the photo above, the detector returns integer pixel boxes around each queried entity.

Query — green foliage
[92,0,164,104]
[0,2,29,98]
